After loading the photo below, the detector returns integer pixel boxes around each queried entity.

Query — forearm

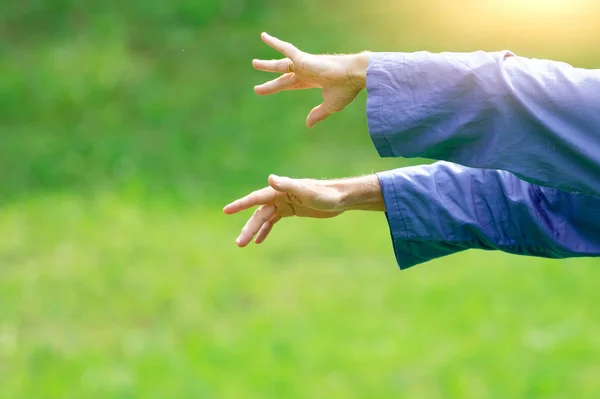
[366,51,600,196]
[377,162,600,269]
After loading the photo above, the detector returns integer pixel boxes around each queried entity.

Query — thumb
[306,103,332,128]
[269,174,302,194]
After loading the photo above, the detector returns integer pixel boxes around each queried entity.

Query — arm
[224,163,600,270]
[368,51,600,195]
[378,162,600,269]
[252,33,600,195]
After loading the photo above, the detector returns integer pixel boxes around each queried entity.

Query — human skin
[253,32,370,128]
[223,174,384,247]
[224,34,381,247]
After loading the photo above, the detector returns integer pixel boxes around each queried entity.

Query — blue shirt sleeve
[367,51,600,196]
[377,162,600,270]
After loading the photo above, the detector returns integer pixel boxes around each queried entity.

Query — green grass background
[2,1,600,397]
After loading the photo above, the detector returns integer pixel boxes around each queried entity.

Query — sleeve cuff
[377,165,472,270]
[376,171,420,270]
[366,53,399,158]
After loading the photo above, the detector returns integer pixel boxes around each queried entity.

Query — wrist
[334,174,385,212]
[346,52,370,90]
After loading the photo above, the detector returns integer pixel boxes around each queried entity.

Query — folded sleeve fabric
[377,162,600,270]
[367,51,600,196]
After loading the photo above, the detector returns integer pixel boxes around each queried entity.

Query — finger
[261,32,300,59]
[254,74,299,96]
[268,175,304,196]
[252,58,291,74]
[306,103,333,128]
[261,82,313,92]
[254,215,282,244]
[288,82,313,90]
[236,204,277,247]
[223,187,276,215]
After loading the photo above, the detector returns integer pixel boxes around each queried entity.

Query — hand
[223,174,385,247]
[223,174,345,247]
[253,32,371,128]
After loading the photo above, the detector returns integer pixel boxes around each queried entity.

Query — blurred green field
[2,1,600,398]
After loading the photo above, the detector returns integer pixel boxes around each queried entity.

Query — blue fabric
[377,162,600,269]
[367,51,600,196]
